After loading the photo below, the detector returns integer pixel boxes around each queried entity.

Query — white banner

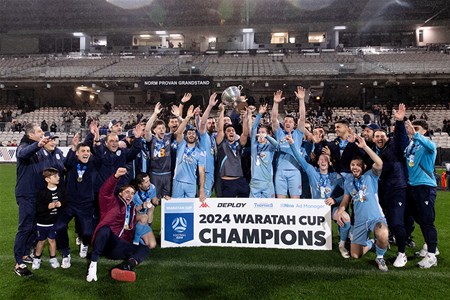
[161,198,332,250]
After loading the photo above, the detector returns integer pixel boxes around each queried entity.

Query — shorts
[134,222,153,245]
[36,224,56,241]
[204,172,215,198]
[150,173,172,198]
[350,217,387,246]
[250,179,275,198]
[172,180,197,198]
[275,169,302,197]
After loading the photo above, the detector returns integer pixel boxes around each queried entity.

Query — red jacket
[92,174,136,243]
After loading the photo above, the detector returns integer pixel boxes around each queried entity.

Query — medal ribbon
[77,164,86,180]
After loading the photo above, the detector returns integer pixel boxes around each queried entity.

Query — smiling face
[29,125,44,142]
[154,124,166,139]
[350,158,365,179]
[138,175,151,192]
[334,122,349,139]
[168,117,179,133]
[106,134,119,152]
[362,127,374,142]
[317,154,331,173]
[76,145,91,163]
[185,129,198,144]
[119,186,136,204]
[373,130,388,149]
[206,118,216,133]
[283,116,295,133]
[43,138,57,152]
[110,122,122,134]
[225,126,236,142]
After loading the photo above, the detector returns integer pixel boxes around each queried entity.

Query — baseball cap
[108,119,123,129]
[126,129,135,138]
[361,123,380,131]
[44,131,59,139]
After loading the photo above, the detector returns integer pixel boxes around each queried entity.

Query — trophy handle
[238,85,243,91]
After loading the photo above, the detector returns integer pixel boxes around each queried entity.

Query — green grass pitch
[0,163,449,299]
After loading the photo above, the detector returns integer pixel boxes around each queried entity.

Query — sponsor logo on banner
[164,202,194,244]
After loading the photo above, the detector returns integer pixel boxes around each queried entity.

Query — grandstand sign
[142,76,214,89]
[161,198,332,250]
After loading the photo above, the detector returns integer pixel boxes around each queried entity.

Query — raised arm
[175,105,195,144]
[200,93,218,134]
[295,86,306,132]
[215,103,225,145]
[239,108,250,146]
[145,102,162,141]
[178,92,192,117]
[355,134,383,175]
[271,90,284,132]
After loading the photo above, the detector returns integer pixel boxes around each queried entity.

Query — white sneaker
[418,254,437,269]
[49,257,60,269]
[338,244,350,258]
[393,252,407,268]
[80,244,88,258]
[76,237,82,245]
[86,263,97,282]
[375,257,388,272]
[61,255,71,269]
[415,244,440,257]
[31,258,41,270]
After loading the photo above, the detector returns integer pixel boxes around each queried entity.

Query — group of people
[12,88,439,282]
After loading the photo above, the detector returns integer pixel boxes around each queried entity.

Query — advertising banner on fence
[161,198,332,250]
[0,147,70,163]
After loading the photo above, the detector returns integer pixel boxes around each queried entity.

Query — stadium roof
[0,0,449,35]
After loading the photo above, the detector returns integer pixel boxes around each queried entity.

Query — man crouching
[86,167,150,282]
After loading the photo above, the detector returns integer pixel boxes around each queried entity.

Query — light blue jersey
[174,139,206,184]
[289,143,343,201]
[249,114,277,197]
[275,128,304,170]
[132,184,157,214]
[344,169,384,225]
[404,133,437,187]
[199,132,216,175]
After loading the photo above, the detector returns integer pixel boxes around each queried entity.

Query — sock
[339,221,351,242]
[339,240,346,247]
[35,255,41,259]
[375,244,387,258]
[50,255,56,259]
[89,261,97,269]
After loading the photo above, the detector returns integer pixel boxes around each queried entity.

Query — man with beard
[172,105,206,201]
[86,168,150,282]
[372,104,414,268]
[216,103,250,197]
[199,93,218,198]
[336,135,389,272]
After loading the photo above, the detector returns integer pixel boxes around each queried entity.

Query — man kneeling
[335,135,389,271]
[87,168,150,282]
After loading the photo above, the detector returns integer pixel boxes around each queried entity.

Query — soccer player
[285,135,349,258]
[216,103,250,197]
[405,119,438,268]
[32,168,64,270]
[132,173,158,249]
[87,168,150,282]
[172,105,206,201]
[249,104,277,198]
[335,135,389,271]
[271,87,305,198]
[199,93,219,198]
[145,102,173,199]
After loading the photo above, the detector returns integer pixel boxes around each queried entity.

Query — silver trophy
[221,85,247,111]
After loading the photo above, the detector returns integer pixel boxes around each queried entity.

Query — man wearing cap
[171,105,206,201]
[13,124,63,276]
[372,104,414,267]
[361,123,380,149]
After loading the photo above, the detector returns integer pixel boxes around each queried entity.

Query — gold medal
[124,224,129,230]
[77,177,83,183]
[409,161,414,167]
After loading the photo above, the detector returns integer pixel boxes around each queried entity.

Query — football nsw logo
[172,217,187,233]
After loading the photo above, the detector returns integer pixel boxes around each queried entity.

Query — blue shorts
[275,169,302,196]
[134,222,153,245]
[204,172,215,198]
[172,180,196,198]
[250,179,275,198]
[350,217,387,246]
[36,224,56,241]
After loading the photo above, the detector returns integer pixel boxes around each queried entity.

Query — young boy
[33,168,64,270]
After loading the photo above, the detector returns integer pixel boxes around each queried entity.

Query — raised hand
[273,90,284,103]
[354,134,367,149]
[186,105,195,119]
[72,132,80,147]
[259,104,268,115]
[209,93,218,107]
[394,103,406,121]
[347,127,356,143]
[218,103,225,112]
[171,105,181,117]
[295,86,306,100]
[181,93,192,104]
[153,102,162,115]
[114,167,128,178]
